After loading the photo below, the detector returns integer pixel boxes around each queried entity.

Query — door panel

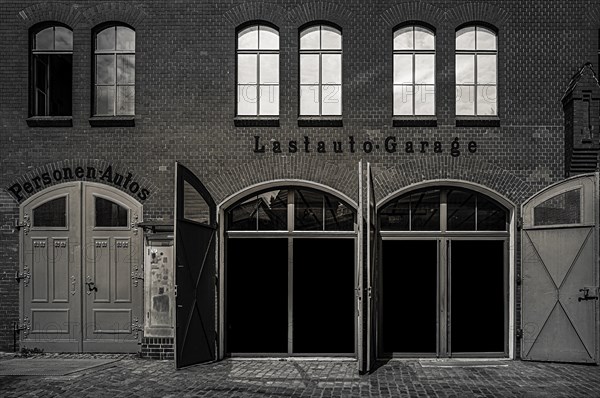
[450,240,505,354]
[21,183,80,352]
[382,240,438,354]
[175,162,217,368]
[226,238,288,354]
[522,173,599,364]
[83,185,143,352]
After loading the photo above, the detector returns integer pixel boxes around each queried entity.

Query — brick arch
[18,3,84,29]
[223,2,288,28]
[204,157,359,204]
[379,1,445,29]
[81,2,148,29]
[287,1,353,29]
[372,157,532,206]
[445,2,510,30]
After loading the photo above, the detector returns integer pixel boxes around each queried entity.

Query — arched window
[456,25,497,116]
[393,25,435,116]
[31,24,73,116]
[237,24,280,116]
[299,24,342,116]
[94,25,135,116]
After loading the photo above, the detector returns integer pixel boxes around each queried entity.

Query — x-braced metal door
[522,173,599,364]
[174,162,217,368]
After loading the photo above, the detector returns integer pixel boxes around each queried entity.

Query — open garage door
[522,173,599,364]
[174,163,217,368]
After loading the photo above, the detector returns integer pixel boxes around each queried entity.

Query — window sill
[26,116,73,127]
[234,117,280,127]
[89,116,135,127]
[393,116,437,127]
[456,116,500,127]
[298,116,343,127]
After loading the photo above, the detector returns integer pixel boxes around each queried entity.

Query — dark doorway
[450,240,505,353]
[226,238,288,353]
[293,239,355,354]
[382,240,438,354]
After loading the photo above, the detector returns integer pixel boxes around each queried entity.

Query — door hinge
[15,214,31,235]
[131,317,143,339]
[15,317,31,338]
[579,286,599,301]
[131,213,139,235]
[174,284,178,297]
[516,328,523,339]
[15,267,31,286]
[131,264,144,287]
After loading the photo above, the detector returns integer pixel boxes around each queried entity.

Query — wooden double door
[20,182,143,352]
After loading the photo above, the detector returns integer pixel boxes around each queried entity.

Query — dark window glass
[31,25,73,116]
[183,181,210,225]
[33,197,66,227]
[477,195,507,231]
[95,197,128,227]
[447,189,476,231]
[324,195,354,230]
[228,197,259,230]
[295,189,324,230]
[95,25,135,115]
[411,190,440,231]
[228,190,287,231]
[534,188,581,226]
[379,195,410,231]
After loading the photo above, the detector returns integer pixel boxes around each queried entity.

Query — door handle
[85,281,98,295]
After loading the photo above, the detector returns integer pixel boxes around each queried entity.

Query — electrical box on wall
[144,231,174,338]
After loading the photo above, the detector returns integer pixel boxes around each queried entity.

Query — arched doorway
[19,182,143,352]
[378,185,510,357]
[223,186,357,356]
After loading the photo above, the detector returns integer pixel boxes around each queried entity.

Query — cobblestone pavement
[0,355,599,397]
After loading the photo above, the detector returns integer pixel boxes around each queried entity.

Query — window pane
[96,54,115,84]
[379,195,410,231]
[447,189,476,231]
[415,54,434,84]
[456,54,474,84]
[456,27,475,50]
[456,85,475,115]
[414,27,434,50]
[477,54,497,84]
[97,27,115,50]
[295,190,323,230]
[238,54,257,84]
[477,85,497,115]
[476,27,497,50]
[259,54,279,84]
[33,197,66,227]
[394,54,412,84]
[300,85,319,115]
[534,189,581,226]
[116,26,135,51]
[478,196,507,231]
[54,27,73,51]
[259,26,279,50]
[324,195,354,230]
[49,54,73,116]
[257,190,287,230]
[300,26,320,49]
[35,27,54,50]
[393,26,413,50]
[228,197,258,230]
[300,54,319,84]
[322,85,341,115]
[96,86,115,115]
[415,84,435,115]
[411,190,440,231]
[238,25,258,49]
[116,85,135,115]
[95,197,128,227]
[394,85,413,115]
[117,54,135,84]
[259,85,279,115]
[321,26,341,49]
[34,55,48,116]
[237,84,258,115]
[322,54,341,84]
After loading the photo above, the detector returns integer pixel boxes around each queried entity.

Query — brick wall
[1,0,599,352]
